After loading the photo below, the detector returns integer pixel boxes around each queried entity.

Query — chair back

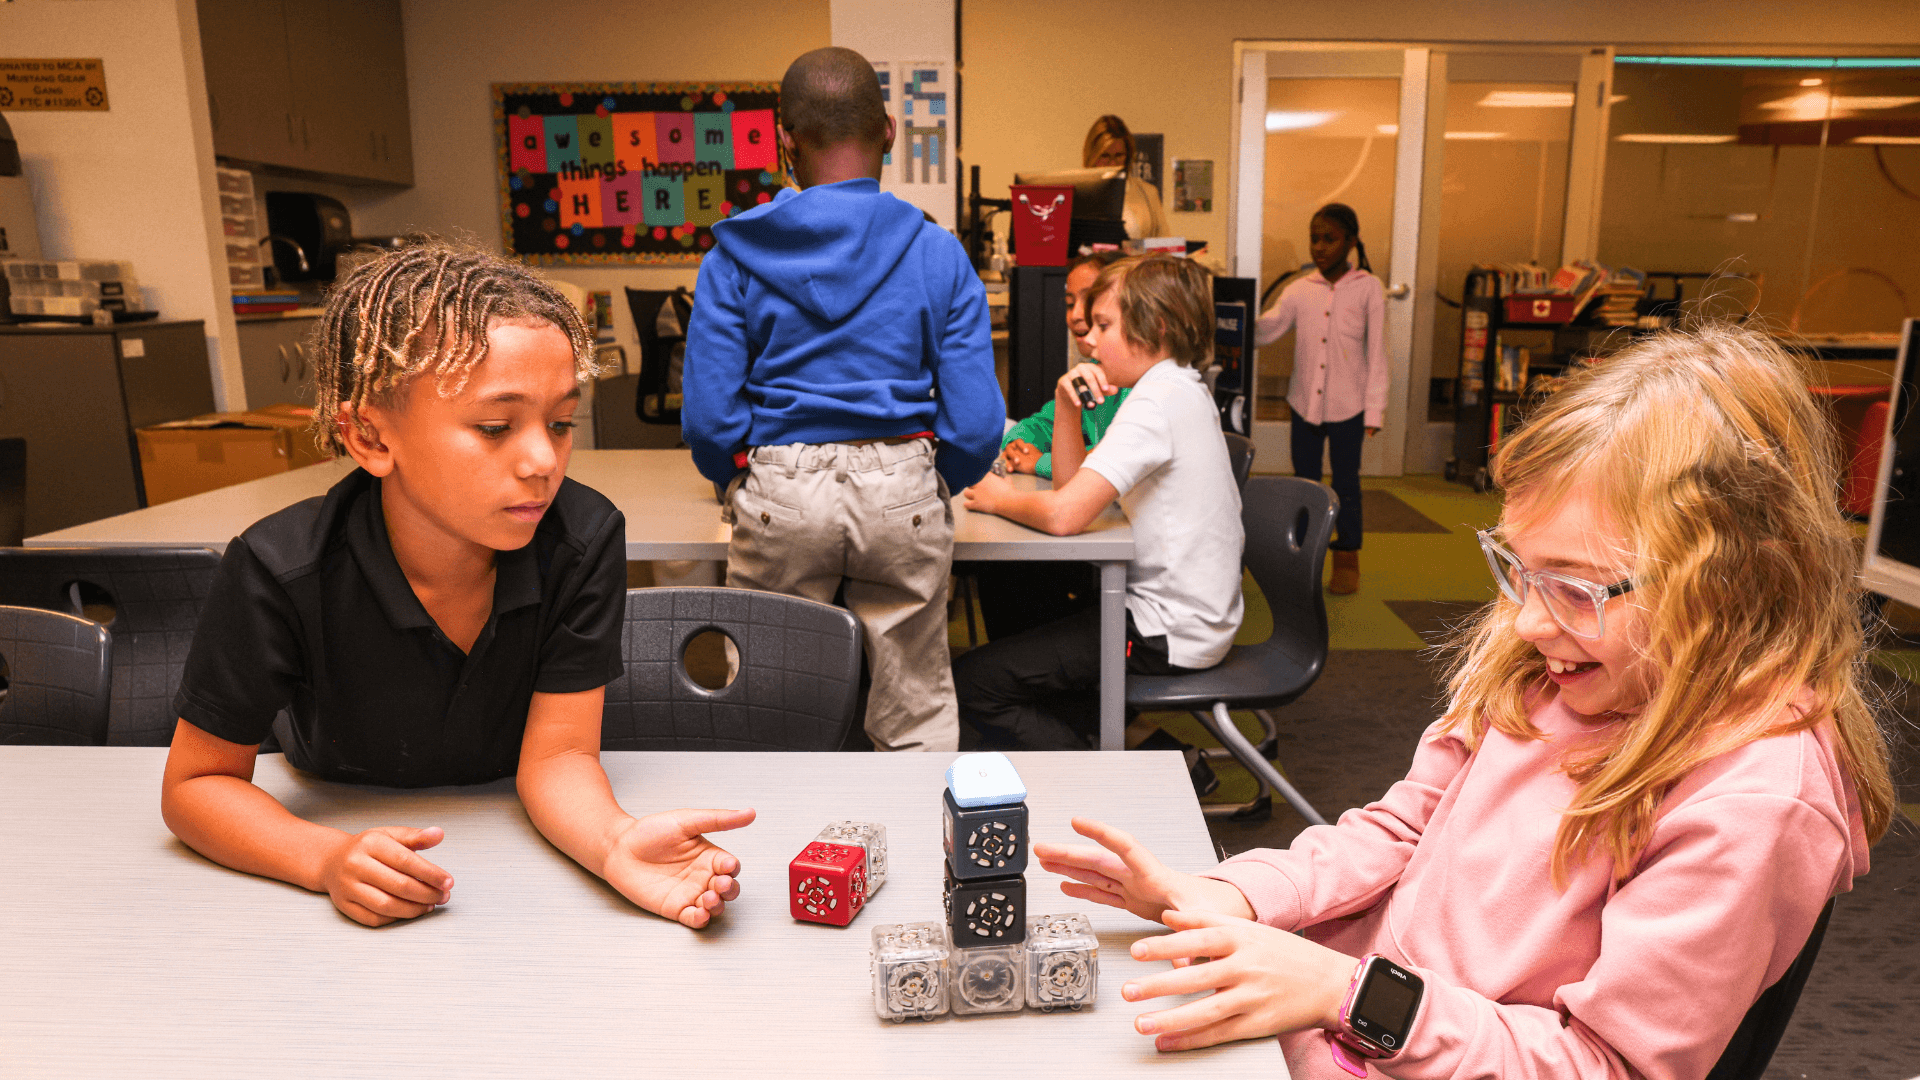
[602,587,863,751]
[0,547,220,746]
[1705,898,1835,1080]
[0,438,25,547]
[1223,432,1255,492]
[1239,476,1336,685]
[0,605,113,745]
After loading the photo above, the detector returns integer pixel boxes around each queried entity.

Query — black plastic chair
[1127,476,1337,823]
[623,287,693,426]
[0,605,113,745]
[0,547,219,746]
[601,587,864,751]
[1223,431,1255,492]
[1705,897,1835,1080]
[0,438,25,548]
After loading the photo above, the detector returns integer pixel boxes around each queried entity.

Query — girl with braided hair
[163,240,754,929]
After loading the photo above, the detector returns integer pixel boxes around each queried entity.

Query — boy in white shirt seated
[956,255,1245,750]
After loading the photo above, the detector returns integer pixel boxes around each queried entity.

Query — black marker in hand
[1072,377,1098,412]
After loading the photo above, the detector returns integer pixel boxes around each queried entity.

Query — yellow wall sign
[0,59,109,111]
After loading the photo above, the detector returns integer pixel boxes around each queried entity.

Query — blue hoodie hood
[710,179,926,324]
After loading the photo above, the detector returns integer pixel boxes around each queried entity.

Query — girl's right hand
[1034,817,1255,924]
[1056,362,1115,412]
[319,825,454,927]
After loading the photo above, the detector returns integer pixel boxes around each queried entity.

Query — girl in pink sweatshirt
[1035,323,1897,1080]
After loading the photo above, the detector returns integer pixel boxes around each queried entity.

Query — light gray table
[28,450,1137,750]
[0,747,1284,1079]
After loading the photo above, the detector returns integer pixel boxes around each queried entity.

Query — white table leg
[1098,560,1127,750]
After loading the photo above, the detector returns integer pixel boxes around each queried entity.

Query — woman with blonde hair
[1083,114,1169,240]
[1035,321,1894,1079]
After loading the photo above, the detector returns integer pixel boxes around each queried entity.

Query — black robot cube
[942,864,1027,946]
[942,787,1029,881]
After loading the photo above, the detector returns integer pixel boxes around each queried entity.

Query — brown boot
[1328,550,1360,595]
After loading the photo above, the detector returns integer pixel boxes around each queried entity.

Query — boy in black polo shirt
[161,243,753,928]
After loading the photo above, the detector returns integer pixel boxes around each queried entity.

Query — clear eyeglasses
[1476,529,1634,641]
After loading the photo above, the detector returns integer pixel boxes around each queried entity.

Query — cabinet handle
[294,343,308,381]
[277,345,290,382]
[285,112,294,145]
[380,132,389,161]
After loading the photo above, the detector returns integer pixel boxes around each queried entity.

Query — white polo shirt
[1081,359,1245,669]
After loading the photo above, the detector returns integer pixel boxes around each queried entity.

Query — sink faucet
[259,234,310,275]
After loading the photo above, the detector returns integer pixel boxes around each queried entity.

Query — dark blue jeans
[1292,411,1364,551]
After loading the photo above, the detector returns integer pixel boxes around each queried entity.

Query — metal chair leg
[1198,709,1282,763]
[1194,702,1329,827]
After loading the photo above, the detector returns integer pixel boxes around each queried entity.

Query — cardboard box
[136,403,329,505]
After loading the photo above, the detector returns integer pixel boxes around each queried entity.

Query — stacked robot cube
[869,753,1100,1021]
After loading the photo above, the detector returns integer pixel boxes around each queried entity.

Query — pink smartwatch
[1327,954,1425,1077]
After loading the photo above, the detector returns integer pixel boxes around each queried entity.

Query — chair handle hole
[682,627,738,691]
[1291,507,1310,551]
[62,581,117,627]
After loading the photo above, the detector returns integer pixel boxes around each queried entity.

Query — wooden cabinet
[0,322,217,535]
[198,0,414,186]
[235,315,320,410]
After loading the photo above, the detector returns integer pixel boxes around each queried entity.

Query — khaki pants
[723,440,958,752]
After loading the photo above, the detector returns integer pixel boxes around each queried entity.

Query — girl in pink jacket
[1036,323,1896,1080]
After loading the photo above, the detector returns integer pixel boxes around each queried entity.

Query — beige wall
[2,0,241,408]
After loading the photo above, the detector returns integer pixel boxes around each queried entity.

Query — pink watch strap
[1328,1032,1370,1078]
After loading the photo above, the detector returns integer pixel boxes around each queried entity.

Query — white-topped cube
[945,751,1027,808]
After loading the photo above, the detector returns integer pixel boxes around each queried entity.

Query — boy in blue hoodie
[682,47,1004,752]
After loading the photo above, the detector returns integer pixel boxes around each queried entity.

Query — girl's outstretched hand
[1123,908,1358,1052]
[601,807,755,929]
[1033,816,1255,924]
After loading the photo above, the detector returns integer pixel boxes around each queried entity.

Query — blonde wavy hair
[1439,322,1895,884]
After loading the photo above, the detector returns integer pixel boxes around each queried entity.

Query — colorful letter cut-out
[694,113,733,168]
[543,115,581,173]
[603,172,645,227]
[613,112,656,172]
[684,172,726,227]
[557,177,601,229]
[576,115,614,169]
[642,175,683,226]
[509,115,546,173]
[655,113,695,163]
[730,109,777,170]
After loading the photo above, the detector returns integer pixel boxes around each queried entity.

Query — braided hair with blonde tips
[308,239,597,455]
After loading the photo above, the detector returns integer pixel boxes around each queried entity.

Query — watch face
[1350,959,1422,1048]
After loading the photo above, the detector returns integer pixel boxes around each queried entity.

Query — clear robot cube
[870,921,951,1022]
[950,943,1026,1015]
[814,820,887,895]
[1025,913,1100,1012]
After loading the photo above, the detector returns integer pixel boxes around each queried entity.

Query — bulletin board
[493,82,784,265]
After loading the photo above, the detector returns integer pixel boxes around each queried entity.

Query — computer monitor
[1010,167,1128,222]
[1861,318,1920,607]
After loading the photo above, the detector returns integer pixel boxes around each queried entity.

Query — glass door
[1233,45,1611,475]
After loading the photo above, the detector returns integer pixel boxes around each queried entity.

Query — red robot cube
[789,841,868,926]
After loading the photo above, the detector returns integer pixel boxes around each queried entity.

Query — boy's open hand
[320,825,454,927]
[1123,908,1356,1052]
[602,807,756,928]
[1033,817,1254,924]
[1057,362,1115,412]
[1001,439,1042,474]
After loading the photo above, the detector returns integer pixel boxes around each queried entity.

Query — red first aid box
[1504,294,1578,324]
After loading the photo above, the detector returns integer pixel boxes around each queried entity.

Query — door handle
[1386,283,1412,300]
[277,345,290,382]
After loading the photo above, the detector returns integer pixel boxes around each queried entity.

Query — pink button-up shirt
[1255,267,1388,428]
